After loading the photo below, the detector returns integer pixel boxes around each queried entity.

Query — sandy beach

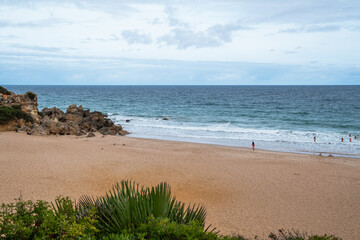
[1,132,359,239]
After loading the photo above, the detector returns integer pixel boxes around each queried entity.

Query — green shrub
[0,106,34,124]
[27,92,36,100]
[0,196,99,239]
[38,111,44,117]
[11,105,21,110]
[78,180,207,235]
[0,86,11,95]
[85,218,239,240]
[134,217,221,240]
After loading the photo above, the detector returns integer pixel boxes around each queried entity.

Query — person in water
[341,137,344,142]
[314,136,316,142]
[252,141,255,151]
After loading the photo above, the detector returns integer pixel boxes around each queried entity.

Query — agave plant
[78,180,208,234]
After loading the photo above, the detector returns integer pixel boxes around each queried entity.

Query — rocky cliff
[0,86,128,136]
[0,88,40,122]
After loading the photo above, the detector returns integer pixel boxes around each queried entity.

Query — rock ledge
[0,86,128,136]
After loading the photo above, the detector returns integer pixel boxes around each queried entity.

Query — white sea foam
[110,115,360,157]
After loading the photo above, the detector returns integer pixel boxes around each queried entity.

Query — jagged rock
[0,88,40,123]
[0,86,128,136]
[32,125,49,136]
[65,121,81,135]
[87,132,96,138]
[48,120,66,135]
[65,113,83,123]
[66,104,78,114]
[42,107,65,121]
[18,125,32,133]
[98,125,123,135]
[126,119,131,122]
[39,105,125,136]
[118,130,130,136]
[81,121,91,131]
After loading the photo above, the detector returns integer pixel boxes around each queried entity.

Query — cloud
[121,30,152,44]
[158,28,220,49]
[164,6,188,27]
[207,23,249,42]
[158,22,247,49]
[0,18,71,28]
[82,34,120,42]
[284,50,297,54]
[8,43,62,52]
[0,35,17,39]
[281,25,342,33]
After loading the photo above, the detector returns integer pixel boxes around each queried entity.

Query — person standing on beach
[252,141,255,151]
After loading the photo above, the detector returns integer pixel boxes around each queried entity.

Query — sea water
[5,85,360,157]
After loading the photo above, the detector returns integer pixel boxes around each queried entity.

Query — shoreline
[126,133,360,159]
[1,132,360,239]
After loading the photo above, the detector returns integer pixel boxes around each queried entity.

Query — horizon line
[2,84,360,87]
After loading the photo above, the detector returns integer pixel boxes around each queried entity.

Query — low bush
[0,196,98,239]
[11,105,21,110]
[27,92,36,100]
[0,106,34,124]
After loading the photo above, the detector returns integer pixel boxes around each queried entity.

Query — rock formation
[0,89,40,122]
[0,86,128,136]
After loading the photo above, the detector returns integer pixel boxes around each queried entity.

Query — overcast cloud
[0,0,359,84]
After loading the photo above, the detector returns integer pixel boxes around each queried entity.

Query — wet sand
[1,132,359,239]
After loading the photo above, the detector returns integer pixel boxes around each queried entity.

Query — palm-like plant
[78,180,208,234]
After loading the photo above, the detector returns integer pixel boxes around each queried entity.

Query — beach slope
[1,132,359,239]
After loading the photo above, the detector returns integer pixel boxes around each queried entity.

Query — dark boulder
[37,104,127,136]
[42,107,65,121]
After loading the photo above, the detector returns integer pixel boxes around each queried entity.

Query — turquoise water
[5,85,360,157]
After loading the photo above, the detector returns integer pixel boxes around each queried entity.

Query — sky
[0,0,359,85]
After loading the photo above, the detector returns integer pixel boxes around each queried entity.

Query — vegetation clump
[0,180,342,240]
[0,86,11,95]
[0,106,34,124]
[26,92,36,100]
[78,181,208,234]
[0,196,98,239]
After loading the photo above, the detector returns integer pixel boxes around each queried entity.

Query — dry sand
[1,132,360,239]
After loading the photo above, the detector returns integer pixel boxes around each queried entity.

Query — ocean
[5,85,360,157]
